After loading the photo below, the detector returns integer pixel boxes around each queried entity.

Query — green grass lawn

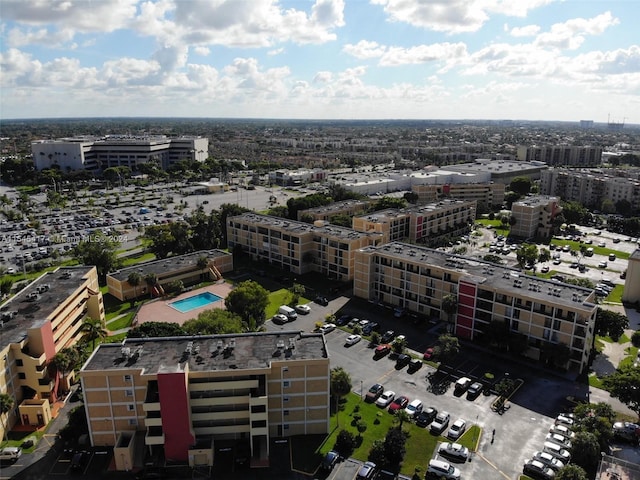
[265,288,311,318]
[549,238,630,259]
[297,393,479,477]
[120,252,156,266]
[107,311,135,331]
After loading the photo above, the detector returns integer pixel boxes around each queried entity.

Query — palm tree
[441,294,458,334]
[394,409,411,429]
[144,273,158,297]
[127,271,142,302]
[0,393,15,442]
[80,317,108,351]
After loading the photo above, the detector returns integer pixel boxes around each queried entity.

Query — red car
[388,396,409,413]
[374,344,392,357]
[423,348,434,360]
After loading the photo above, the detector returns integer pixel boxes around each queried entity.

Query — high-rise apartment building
[517,145,602,167]
[510,196,562,239]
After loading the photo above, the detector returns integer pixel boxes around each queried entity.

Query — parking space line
[475,452,512,480]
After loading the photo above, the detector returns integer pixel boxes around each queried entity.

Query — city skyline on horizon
[1,0,638,123]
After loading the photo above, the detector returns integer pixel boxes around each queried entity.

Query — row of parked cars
[522,413,575,479]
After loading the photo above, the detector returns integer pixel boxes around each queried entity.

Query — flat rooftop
[109,249,231,282]
[232,213,382,241]
[360,241,596,312]
[447,160,547,174]
[300,199,371,215]
[82,331,328,373]
[513,196,559,207]
[0,266,95,345]
[356,200,475,223]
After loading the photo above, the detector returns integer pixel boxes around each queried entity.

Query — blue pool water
[170,292,222,313]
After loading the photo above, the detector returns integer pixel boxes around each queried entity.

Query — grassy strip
[120,252,156,266]
[107,312,135,331]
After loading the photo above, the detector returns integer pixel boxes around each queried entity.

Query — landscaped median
[291,392,481,477]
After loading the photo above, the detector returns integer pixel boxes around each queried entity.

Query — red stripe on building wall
[456,282,476,339]
[158,372,195,461]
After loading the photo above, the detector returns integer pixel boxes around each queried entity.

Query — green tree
[0,277,13,296]
[569,431,600,472]
[433,334,460,364]
[183,309,244,335]
[631,330,640,347]
[372,196,407,210]
[80,317,107,350]
[555,464,588,480]
[334,429,356,457]
[72,232,120,281]
[573,403,613,452]
[515,243,538,268]
[329,214,352,227]
[602,364,640,420]
[50,347,80,379]
[224,280,269,331]
[538,248,551,263]
[403,191,419,204]
[441,294,458,333]
[595,308,629,341]
[330,367,352,421]
[392,336,407,354]
[289,282,306,305]
[127,321,186,338]
[510,176,532,196]
[560,201,588,225]
[368,426,407,471]
[0,393,15,442]
[127,271,142,301]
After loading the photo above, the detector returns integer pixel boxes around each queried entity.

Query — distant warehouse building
[32,134,208,172]
[353,242,597,372]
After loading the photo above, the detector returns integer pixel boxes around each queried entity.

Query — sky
[1,0,639,122]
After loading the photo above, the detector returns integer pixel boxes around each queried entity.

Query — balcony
[145,426,164,445]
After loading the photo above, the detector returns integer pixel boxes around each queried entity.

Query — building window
[18,373,26,379]
[283,410,289,416]
[283,381,290,388]
[128,419,138,426]
[125,389,133,397]
[128,404,135,411]
[283,424,290,431]
[16,359,23,367]
[283,396,289,402]
[124,375,132,382]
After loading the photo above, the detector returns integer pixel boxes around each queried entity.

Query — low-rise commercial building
[79,331,330,468]
[354,242,596,372]
[510,196,562,239]
[106,250,233,301]
[227,213,382,281]
[0,267,104,439]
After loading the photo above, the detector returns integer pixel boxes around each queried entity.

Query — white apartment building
[510,196,562,239]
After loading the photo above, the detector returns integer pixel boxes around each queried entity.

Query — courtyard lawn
[106,311,135,331]
[266,288,310,318]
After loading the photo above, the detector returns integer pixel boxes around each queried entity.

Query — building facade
[32,135,208,172]
[411,182,504,211]
[107,250,233,302]
[0,267,104,439]
[79,332,329,468]
[622,249,640,304]
[352,200,476,245]
[510,196,562,239]
[297,199,371,222]
[354,242,597,372]
[517,145,603,167]
[227,213,383,281]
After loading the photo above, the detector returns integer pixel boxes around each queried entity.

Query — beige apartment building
[297,199,371,222]
[352,200,476,245]
[79,331,329,469]
[412,182,505,211]
[517,145,602,167]
[510,196,562,239]
[227,213,383,281]
[0,267,104,439]
[354,242,597,372]
[107,250,233,301]
[622,249,640,304]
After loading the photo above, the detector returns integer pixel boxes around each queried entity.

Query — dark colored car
[365,384,384,403]
[388,396,409,413]
[362,321,379,334]
[70,451,86,473]
[336,314,352,326]
[408,358,423,372]
[415,407,438,427]
[380,330,395,343]
[314,296,329,306]
[467,382,483,398]
[395,354,411,368]
[321,450,340,471]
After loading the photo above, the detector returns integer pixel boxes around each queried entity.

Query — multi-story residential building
[510,196,562,239]
[354,242,597,372]
[411,183,504,211]
[540,169,640,211]
[352,200,476,245]
[622,249,640,304]
[106,250,233,302]
[0,267,104,439]
[32,135,208,172]
[227,213,383,281]
[79,331,329,469]
[297,199,371,222]
[517,145,602,167]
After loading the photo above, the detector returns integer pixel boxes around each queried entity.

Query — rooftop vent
[276,340,286,350]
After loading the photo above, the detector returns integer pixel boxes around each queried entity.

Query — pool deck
[134,282,234,326]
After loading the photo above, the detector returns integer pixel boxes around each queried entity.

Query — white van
[278,305,297,321]
[427,459,460,479]
[0,447,22,461]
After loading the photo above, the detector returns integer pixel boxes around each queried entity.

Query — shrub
[631,331,640,348]
[334,429,356,457]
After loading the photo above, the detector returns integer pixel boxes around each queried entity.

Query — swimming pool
[169,292,222,313]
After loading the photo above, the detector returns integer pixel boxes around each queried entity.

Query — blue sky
[1,0,638,122]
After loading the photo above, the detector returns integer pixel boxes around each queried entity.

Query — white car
[272,314,288,324]
[437,442,469,461]
[375,390,396,408]
[345,334,362,346]
[447,419,467,440]
[532,451,565,471]
[555,415,574,427]
[549,424,575,439]
[405,399,423,418]
[6,267,16,274]
[319,323,336,334]
[295,304,311,314]
[546,432,572,449]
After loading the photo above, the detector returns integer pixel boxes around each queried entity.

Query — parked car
[365,384,384,403]
[405,399,423,418]
[0,447,22,462]
[549,424,575,439]
[362,322,379,334]
[437,442,469,462]
[523,459,555,480]
[374,344,392,357]
[375,390,396,408]
[345,334,362,346]
[314,295,329,306]
[318,323,336,334]
[447,419,467,440]
[543,442,571,462]
[454,377,472,393]
[272,314,289,324]
[380,330,395,343]
[395,354,411,368]
[541,266,549,273]
[545,433,572,449]
[466,382,483,398]
[356,461,377,479]
[295,304,311,315]
[408,358,423,372]
[532,451,565,471]
[430,411,451,434]
[555,415,574,427]
[423,347,434,360]
[415,407,438,427]
[612,422,640,442]
[336,314,352,326]
[427,459,460,479]
[321,450,340,471]
[388,396,409,413]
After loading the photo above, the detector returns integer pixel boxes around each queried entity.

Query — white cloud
[510,25,541,37]
[343,40,386,60]
[534,11,620,50]
[6,26,76,48]
[267,48,284,56]
[193,46,210,56]
[380,43,467,66]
